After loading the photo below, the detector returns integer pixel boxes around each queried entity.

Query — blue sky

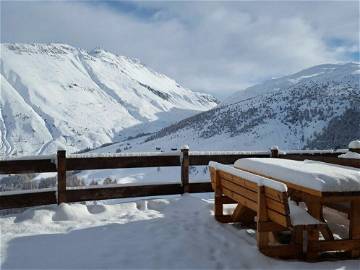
[1,1,359,99]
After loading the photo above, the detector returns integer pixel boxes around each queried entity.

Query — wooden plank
[221,178,288,215]
[267,209,290,228]
[321,192,360,202]
[260,244,299,258]
[214,169,223,218]
[350,201,360,257]
[221,179,257,201]
[57,150,66,204]
[309,239,360,252]
[306,227,321,260]
[218,170,258,191]
[0,191,57,209]
[257,221,287,232]
[187,182,212,193]
[257,186,269,249]
[220,170,283,201]
[218,169,293,203]
[181,148,189,193]
[222,187,257,212]
[221,195,237,204]
[209,167,216,190]
[66,155,180,170]
[0,159,56,174]
[221,188,289,228]
[65,184,183,202]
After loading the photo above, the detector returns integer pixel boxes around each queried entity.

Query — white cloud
[1,1,359,99]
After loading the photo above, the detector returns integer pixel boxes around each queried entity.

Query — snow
[0,43,217,156]
[349,140,360,149]
[339,151,360,160]
[283,149,347,155]
[68,151,180,159]
[234,158,360,192]
[191,150,269,155]
[223,62,359,104]
[288,200,323,226]
[1,194,358,269]
[209,161,287,192]
[181,144,189,150]
[0,154,56,161]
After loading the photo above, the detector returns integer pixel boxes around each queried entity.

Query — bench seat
[288,200,323,226]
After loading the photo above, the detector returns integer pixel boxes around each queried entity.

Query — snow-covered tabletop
[234,158,360,192]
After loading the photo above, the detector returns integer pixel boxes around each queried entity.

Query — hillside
[0,43,217,157]
[110,63,360,152]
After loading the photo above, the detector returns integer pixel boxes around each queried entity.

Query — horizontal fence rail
[0,158,57,174]
[0,146,358,210]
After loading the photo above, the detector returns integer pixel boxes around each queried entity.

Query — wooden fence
[0,146,358,210]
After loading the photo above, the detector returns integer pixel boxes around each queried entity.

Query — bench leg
[232,203,256,226]
[306,228,320,261]
[257,224,269,250]
[292,226,304,258]
[214,193,224,221]
[306,200,334,241]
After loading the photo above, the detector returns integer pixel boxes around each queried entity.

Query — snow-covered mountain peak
[223,62,359,105]
[0,43,217,156]
[3,43,77,56]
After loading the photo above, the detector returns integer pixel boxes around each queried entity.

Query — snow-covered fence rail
[0,145,358,210]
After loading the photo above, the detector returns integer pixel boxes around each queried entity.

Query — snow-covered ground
[1,194,358,269]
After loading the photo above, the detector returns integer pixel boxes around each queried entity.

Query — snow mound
[147,199,172,211]
[339,151,360,159]
[52,203,93,222]
[349,140,360,149]
[14,207,56,224]
[86,204,108,214]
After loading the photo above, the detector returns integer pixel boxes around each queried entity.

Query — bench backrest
[209,162,291,228]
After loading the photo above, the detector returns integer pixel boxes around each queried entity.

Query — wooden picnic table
[234,158,360,258]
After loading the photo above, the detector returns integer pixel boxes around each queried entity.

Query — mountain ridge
[104,62,359,153]
[0,43,218,156]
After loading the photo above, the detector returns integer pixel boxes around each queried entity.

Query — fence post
[57,149,66,204]
[270,145,279,158]
[180,145,190,193]
[349,140,360,154]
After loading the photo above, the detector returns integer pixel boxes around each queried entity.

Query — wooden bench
[209,161,331,260]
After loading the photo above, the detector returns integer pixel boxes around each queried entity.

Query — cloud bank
[1,1,359,98]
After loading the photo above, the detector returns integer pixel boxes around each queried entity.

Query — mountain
[223,63,359,105]
[0,43,218,157]
[109,62,359,153]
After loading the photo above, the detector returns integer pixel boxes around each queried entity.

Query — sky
[1,1,359,99]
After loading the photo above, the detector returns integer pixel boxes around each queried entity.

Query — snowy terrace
[0,194,359,269]
[1,145,360,269]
